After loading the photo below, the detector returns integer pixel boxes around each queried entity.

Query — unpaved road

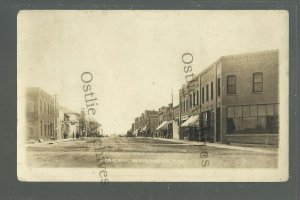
[26,137,278,168]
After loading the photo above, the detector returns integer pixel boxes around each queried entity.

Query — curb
[151,137,277,154]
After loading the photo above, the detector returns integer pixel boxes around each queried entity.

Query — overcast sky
[18,10,288,135]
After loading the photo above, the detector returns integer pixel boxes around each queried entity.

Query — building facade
[156,104,173,138]
[134,110,158,137]
[179,50,279,145]
[179,75,201,141]
[26,87,56,141]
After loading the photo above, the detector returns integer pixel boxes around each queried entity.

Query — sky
[17,10,288,135]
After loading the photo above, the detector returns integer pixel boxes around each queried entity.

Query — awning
[181,115,199,127]
[141,126,147,132]
[156,121,168,131]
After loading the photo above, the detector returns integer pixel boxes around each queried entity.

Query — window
[250,105,257,117]
[258,105,266,116]
[217,78,221,97]
[44,124,47,136]
[196,90,199,106]
[206,84,209,102]
[189,94,192,108]
[227,107,234,118]
[186,99,188,111]
[253,72,263,93]
[27,100,34,112]
[40,100,42,113]
[40,121,43,136]
[211,82,214,100]
[227,75,236,94]
[266,104,274,116]
[242,106,250,117]
[202,87,204,103]
[193,92,196,106]
[180,102,182,113]
[235,106,242,117]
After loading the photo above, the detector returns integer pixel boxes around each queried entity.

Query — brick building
[134,110,158,137]
[179,74,201,140]
[179,50,279,145]
[25,87,56,141]
[156,104,173,138]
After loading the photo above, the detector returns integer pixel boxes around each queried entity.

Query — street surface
[26,137,278,168]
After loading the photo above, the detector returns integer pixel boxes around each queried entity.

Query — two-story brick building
[179,75,201,140]
[25,87,56,141]
[179,50,279,145]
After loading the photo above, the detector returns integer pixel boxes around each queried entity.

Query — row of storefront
[130,50,280,145]
[25,87,102,141]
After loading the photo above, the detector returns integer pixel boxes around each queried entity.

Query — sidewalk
[26,138,77,146]
[152,137,277,154]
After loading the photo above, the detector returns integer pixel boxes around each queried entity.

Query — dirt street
[26,137,278,168]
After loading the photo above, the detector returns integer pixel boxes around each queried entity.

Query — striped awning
[141,126,147,132]
[181,115,199,127]
[156,121,169,131]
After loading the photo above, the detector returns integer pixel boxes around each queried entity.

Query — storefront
[181,115,199,141]
[156,121,172,138]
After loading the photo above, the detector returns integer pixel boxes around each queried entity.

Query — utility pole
[54,94,57,139]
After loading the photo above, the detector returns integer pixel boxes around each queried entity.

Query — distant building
[65,113,80,138]
[134,110,158,137]
[25,87,56,141]
[156,104,173,138]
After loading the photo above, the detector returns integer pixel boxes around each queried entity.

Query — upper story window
[196,90,199,106]
[44,102,47,114]
[227,75,236,94]
[217,78,221,97]
[253,72,263,93]
[206,84,209,102]
[27,100,34,112]
[211,82,214,100]
[202,87,204,104]
[186,99,188,111]
[40,100,42,113]
[193,92,196,106]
